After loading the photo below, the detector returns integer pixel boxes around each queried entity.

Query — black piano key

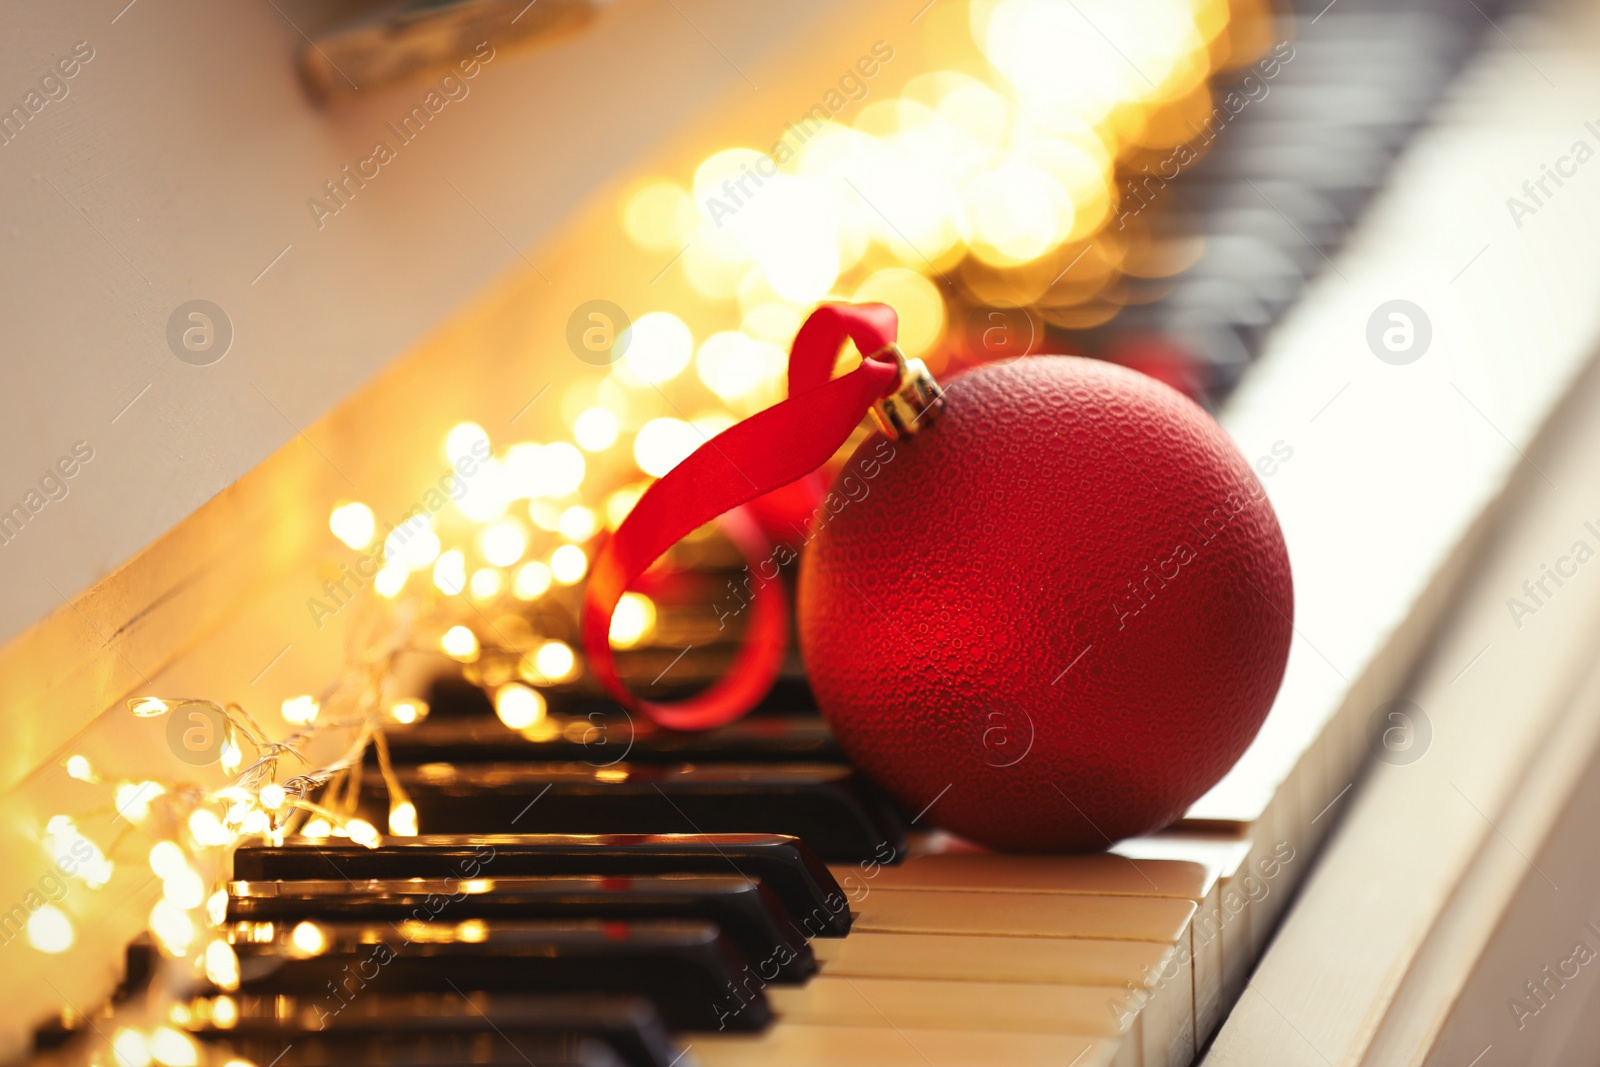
[229,872,816,982]
[229,918,771,1032]
[232,834,854,937]
[379,711,842,765]
[184,992,681,1067]
[368,761,906,864]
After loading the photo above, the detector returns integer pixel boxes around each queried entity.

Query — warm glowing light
[258,783,287,810]
[328,501,376,550]
[130,698,170,718]
[533,640,578,682]
[150,898,196,956]
[573,408,619,451]
[445,422,491,465]
[455,919,489,943]
[204,940,241,991]
[390,700,428,725]
[513,561,553,601]
[633,417,701,477]
[466,566,501,601]
[65,754,93,781]
[207,889,229,926]
[384,521,441,572]
[149,840,187,880]
[622,179,699,251]
[26,905,73,953]
[618,312,694,384]
[188,809,231,847]
[162,865,206,910]
[150,1027,199,1067]
[609,592,657,649]
[116,781,163,823]
[852,268,946,358]
[558,506,598,542]
[480,521,528,566]
[220,737,243,774]
[495,683,546,730]
[503,442,546,498]
[300,817,332,839]
[542,442,586,497]
[112,1028,152,1067]
[550,544,588,585]
[388,801,419,837]
[696,331,787,402]
[441,625,480,661]
[279,695,318,726]
[211,997,239,1029]
[432,549,467,596]
[289,920,327,957]
[345,818,380,848]
[375,563,408,598]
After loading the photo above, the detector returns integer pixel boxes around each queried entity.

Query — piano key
[232,833,853,936]
[850,888,1195,943]
[368,762,906,863]
[228,918,769,1031]
[691,1023,1129,1067]
[228,872,816,982]
[812,931,1169,986]
[766,974,1133,1037]
[380,710,842,765]
[182,991,682,1067]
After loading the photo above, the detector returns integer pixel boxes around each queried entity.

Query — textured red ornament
[797,356,1293,852]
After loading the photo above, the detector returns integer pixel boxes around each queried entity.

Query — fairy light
[280,695,319,726]
[26,905,74,953]
[541,443,586,497]
[532,640,578,683]
[469,568,503,600]
[162,864,206,910]
[204,939,240,991]
[605,485,646,529]
[65,754,93,781]
[300,817,332,839]
[558,505,598,542]
[258,783,287,810]
[390,700,428,725]
[207,889,229,926]
[512,561,553,601]
[389,800,419,837]
[149,898,196,956]
[617,312,694,384]
[444,422,491,464]
[573,408,619,451]
[115,781,163,823]
[441,625,480,661]
[345,818,380,848]
[633,417,700,478]
[112,1028,152,1067]
[219,736,243,773]
[479,521,527,566]
[130,698,169,718]
[696,331,787,403]
[549,544,588,585]
[47,818,112,887]
[328,501,376,550]
[609,592,657,649]
[150,1026,199,1067]
[375,563,408,598]
[495,683,546,730]
[432,549,467,596]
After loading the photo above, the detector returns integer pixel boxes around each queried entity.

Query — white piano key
[690,1022,1129,1067]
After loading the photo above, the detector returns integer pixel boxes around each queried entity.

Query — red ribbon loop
[582,302,903,731]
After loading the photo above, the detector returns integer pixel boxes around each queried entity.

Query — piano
[7,0,1600,1064]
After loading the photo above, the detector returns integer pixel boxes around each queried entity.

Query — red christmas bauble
[797,356,1293,851]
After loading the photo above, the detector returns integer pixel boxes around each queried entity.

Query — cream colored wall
[0,0,855,647]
